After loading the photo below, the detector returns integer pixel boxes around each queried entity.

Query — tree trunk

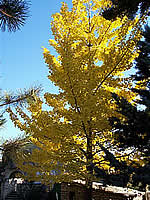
[86,130,93,200]
[85,181,93,200]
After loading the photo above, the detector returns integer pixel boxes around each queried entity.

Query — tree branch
[0,96,27,107]
[0,9,16,18]
[94,50,128,94]
[0,86,41,108]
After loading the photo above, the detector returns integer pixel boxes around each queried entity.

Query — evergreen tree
[109,25,150,190]
[0,0,30,32]
[102,0,150,20]
[134,25,150,83]
[0,0,30,126]
[111,25,150,152]
[0,86,41,131]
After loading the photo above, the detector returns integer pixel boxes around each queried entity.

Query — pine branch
[0,0,30,32]
[0,85,42,108]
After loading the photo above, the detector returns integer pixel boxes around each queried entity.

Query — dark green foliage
[0,0,30,32]
[95,25,150,190]
[133,25,150,84]
[95,155,150,190]
[93,142,150,190]
[93,145,132,187]
[103,0,150,20]
[106,26,150,190]
[110,93,150,152]
[110,25,150,152]
[131,164,150,190]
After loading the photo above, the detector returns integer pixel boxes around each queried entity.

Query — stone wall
[146,191,150,200]
[60,182,135,200]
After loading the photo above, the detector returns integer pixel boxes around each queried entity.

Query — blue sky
[0,0,72,141]
[0,1,149,142]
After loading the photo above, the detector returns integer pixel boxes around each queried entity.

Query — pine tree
[109,25,150,190]
[0,0,34,128]
[111,25,150,152]
[134,25,150,83]
[0,0,30,32]
[7,0,146,199]
[0,86,41,132]
[102,0,150,20]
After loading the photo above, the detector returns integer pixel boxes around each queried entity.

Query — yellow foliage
[7,0,147,186]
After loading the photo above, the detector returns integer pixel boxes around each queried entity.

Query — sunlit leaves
[7,0,147,185]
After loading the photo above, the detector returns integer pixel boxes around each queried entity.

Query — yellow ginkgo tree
[8,0,146,199]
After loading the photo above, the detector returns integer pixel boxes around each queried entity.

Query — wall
[146,191,150,200]
[60,182,136,200]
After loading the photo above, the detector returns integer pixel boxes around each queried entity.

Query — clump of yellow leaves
[8,0,146,186]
